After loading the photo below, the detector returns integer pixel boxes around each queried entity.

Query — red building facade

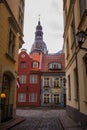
[16,49,42,107]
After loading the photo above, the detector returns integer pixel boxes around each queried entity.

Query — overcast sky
[23,0,64,53]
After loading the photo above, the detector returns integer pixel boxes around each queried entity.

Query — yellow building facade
[0,0,25,123]
[63,0,87,129]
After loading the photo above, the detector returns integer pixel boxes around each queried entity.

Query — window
[29,93,37,102]
[83,56,87,101]
[30,75,37,84]
[49,62,62,70]
[74,68,79,101]
[18,7,23,28]
[18,93,26,102]
[66,38,69,59]
[44,94,49,103]
[18,0,25,29]
[20,0,24,10]
[70,18,75,50]
[33,62,39,68]
[20,75,26,84]
[2,74,10,89]
[44,78,49,87]
[79,0,86,18]
[54,94,59,104]
[68,75,71,100]
[63,77,66,87]
[54,77,60,87]
[20,61,26,68]
[59,76,66,87]
[64,8,67,27]
[8,29,15,58]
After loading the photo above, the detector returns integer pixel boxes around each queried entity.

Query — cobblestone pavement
[11,109,64,130]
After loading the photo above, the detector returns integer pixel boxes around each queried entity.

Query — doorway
[1,73,13,122]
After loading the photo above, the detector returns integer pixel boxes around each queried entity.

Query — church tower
[30,19,48,54]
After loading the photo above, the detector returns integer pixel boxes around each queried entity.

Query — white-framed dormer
[48,62,62,70]
[32,61,39,68]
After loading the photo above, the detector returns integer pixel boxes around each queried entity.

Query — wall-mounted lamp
[76,30,87,51]
[0,92,6,98]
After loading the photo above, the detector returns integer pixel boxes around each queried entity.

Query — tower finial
[38,14,41,25]
[38,14,40,21]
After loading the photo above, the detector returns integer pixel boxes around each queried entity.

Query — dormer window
[33,61,39,68]
[48,62,62,70]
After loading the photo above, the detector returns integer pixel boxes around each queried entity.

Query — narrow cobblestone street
[11,109,64,130]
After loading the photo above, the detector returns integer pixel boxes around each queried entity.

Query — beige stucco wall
[0,4,19,69]
[7,0,19,22]
[63,0,87,116]
[77,39,87,115]
[66,58,78,109]
[0,1,23,122]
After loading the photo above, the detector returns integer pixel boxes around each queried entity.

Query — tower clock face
[21,54,25,58]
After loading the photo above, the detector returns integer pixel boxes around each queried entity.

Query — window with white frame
[18,93,26,102]
[29,93,37,102]
[54,94,59,104]
[48,62,62,70]
[20,75,26,84]
[33,61,39,68]
[54,77,60,87]
[30,75,37,84]
[44,78,49,87]
[44,94,49,103]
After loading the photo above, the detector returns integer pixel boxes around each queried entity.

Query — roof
[41,53,65,73]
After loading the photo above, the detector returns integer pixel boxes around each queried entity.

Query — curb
[0,116,25,130]
[59,115,83,130]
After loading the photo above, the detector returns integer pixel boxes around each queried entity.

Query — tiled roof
[41,53,65,72]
